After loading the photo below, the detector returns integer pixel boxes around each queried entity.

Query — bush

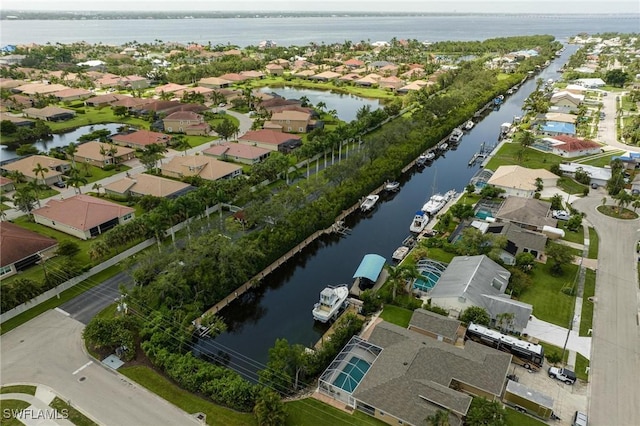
[546,350,562,364]
[103,164,116,171]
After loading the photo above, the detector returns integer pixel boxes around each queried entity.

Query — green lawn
[556,177,587,196]
[579,152,624,167]
[575,353,590,382]
[579,269,596,336]
[379,305,413,328]
[74,164,130,185]
[422,247,456,264]
[518,263,578,327]
[538,341,568,364]
[285,398,388,426]
[0,400,31,426]
[505,407,546,426]
[557,222,583,245]
[45,107,149,133]
[483,143,564,171]
[50,397,98,426]
[0,385,37,395]
[119,365,255,426]
[587,227,599,259]
[0,265,122,335]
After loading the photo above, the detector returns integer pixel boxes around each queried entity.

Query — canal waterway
[0,123,123,162]
[196,44,579,379]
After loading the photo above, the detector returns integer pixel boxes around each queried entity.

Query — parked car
[53,181,66,188]
[572,410,588,426]
[548,366,576,385]
[590,183,598,189]
[552,210,571,220]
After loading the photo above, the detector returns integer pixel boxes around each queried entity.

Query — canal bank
[196,44,580,378]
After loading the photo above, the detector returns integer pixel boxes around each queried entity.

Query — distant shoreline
[2,11,639,21]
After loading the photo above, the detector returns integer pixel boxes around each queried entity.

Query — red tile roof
[1,222,57,267]
[33,194,134,232]
[239,129,302,145]
[111,130,172,147]
[551,135,602,152]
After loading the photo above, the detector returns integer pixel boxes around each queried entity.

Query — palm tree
[65,143,79,168]
[13,186,37,218]
[0,194,11,220]
[99,144,108,167]
[172,135,191,156]
[385,264,420,301]
[425,409,451,426]
[7,170,26,184]
[107,143,119,166]
[92,182,103,197]
[32,163,49,186]
[615,190,633,214]
[632,199,640,212]
[66,169,88,194]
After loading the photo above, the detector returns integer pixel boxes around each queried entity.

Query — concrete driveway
[571,195,640,426]
[1,310,199,426]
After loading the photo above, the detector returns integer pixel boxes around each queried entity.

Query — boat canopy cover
[352,254,386,281]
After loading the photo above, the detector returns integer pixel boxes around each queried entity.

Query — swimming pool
[413,270,440,292]
[475,209,493,220]
[332,356,371,393]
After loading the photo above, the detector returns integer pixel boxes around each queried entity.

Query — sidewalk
[523,315,591,361]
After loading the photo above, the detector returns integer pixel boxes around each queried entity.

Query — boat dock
[313,304,364,350]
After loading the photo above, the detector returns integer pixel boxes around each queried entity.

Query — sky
[2,1,639,14]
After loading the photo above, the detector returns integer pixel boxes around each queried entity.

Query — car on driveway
[53,181,66,188]
[548,366,577,385]
[552,210,571,220]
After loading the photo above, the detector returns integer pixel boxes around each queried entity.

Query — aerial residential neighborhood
[1,12,639,426]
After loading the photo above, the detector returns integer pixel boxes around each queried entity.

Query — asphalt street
[572,195,640,426]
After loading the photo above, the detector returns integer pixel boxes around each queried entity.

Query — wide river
[195,44,579,380]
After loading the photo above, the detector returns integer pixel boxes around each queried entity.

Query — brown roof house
[407,309,465,345]
[1,155,70,185]
[0,176,15,192]
[73,141,136,168]
[84,94,130,107]
[163,111,210,136]
[494,196,557,232]
[317,322,511,426]
[23,106,76,122]
[203,142,271,165]
[197,77,232,89]
[32,194,135,240]
[238,129,302,153]
[486,165,558,199]
[265,63,284,76]
[111,130,172,150]
[53,88,93,102]
[0,222,58,278]
[104,174,193,199]
[161,155,242,182]
[265,110,311,134]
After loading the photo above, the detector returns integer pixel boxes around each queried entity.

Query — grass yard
[119,365,255,426]
[505,407,546,426]
[0,400,31,426]
[587,227,599,259]
[0,385,37,395]
[285,398,388,426]
[575,353,590,382]
[518,263,578,327]
[49,397,98,426]
[483,142,564,171]
[45,107,149,133]
[0,265,122,335]
[379,305,413,328]
[557,222,583,245]
[421,246,456,264]
[579,152,625,167]
[579,269,596,336]
[557,177,587,195]
[73,163,130,185]
[538,341,569,364]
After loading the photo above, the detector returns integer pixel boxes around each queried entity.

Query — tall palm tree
[32,163,49,186]
[0,195,11,220]
[385,264,420,301]
[92,182,103,197]
[7,170,26,184]
[172,135,191,156]
[13,186,37,218]
[66,169,88,194]
[65,142,78,168]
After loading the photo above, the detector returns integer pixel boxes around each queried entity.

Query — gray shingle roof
[495,196,557,229]
[409,308,461,341]
[354,321,511,425]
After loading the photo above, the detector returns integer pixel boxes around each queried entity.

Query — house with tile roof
[73,141,136,168]
[0,222,58,278]
[104,174,194,199]
[550,91,584,108]
[486,165,559,198]
[203,142,271,165]
[84,94,131,107]
[265,63,284,76]
[318,321,511,426]
[197,77,233,89]
[238,129,302,152]
[1,155,70,185]
[265,110,311,134]
[15,83,69,96]
[111,130,172,150]
[161,155,242,181]
[154,83,189,95]
[23,106,76,122]
[542,135,602,158]
[0,176,15,193]
[53,88,93,102]
[309,71,341,82]
[32,194,135,240]
[110,97,154,111]
[0,112,34,128]
[163,111,210,135]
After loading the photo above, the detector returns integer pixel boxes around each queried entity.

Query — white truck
[548,366,576,385]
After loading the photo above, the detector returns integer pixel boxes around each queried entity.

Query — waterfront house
[484,221,548,264]
[486,165,558,198]
[104,174,194,199]
[428,255,532,332]
[111,130,172,150]
[494,196,557,232]
[309,71,341,82]
[0,222,58,278]
[162,111,210,135]
[542,135,602,158]
[84,94,130,107]
[266,110,311,133]
[0,112,34,128]
[378,76,405,91]
[203,142,271,165]
[355,74,382,87]
[238,129,302,152]
[161,155,242,181]
[550,91,584,108]
[407,309,465,345]
[72,141,136,168]
[539,121,576,137]
[1,155,70,186]
[23,106,76,122]
[32,194,135,240]
[317,322,511,426]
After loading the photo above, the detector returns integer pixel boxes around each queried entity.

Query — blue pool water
[413,270,440,292]
[332,356,371,393]
[475,209,493,220]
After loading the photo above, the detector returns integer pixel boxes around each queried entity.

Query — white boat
[312,284,350,323]
[422,193,448,216]
[392,246,410,262]
[410,211,428,233]
[444,189,457,200]
[384,181,400,192]
[439,143,449,151]
[463,120,475,130]
[449,128,464,142]
[424,152,435,161]
[360,194,379,212]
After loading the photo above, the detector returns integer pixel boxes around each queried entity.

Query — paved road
[571,195,640,426]
[0,310,199,426]
[59,271,134,324]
